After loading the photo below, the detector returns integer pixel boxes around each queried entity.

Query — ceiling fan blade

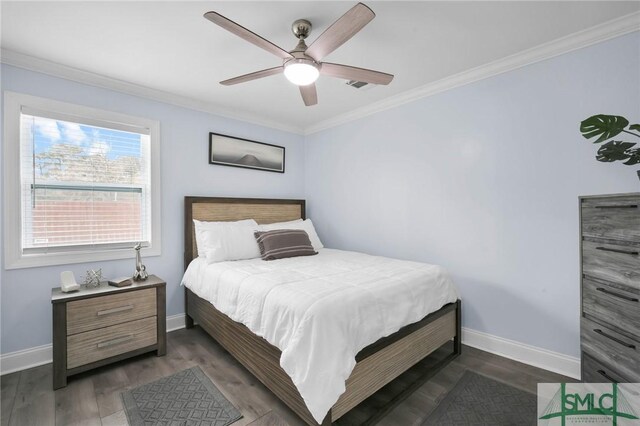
[220,66,283,86]
[321,62,393,85]
[305,3,375,61]
[299,84,318,106]
[204,11,293,60]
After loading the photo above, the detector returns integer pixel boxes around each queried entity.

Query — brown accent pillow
[254,229,318,261]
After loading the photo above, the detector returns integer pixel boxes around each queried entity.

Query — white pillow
[194,218,256,254]
[193,219,260,262]
[258,218,324,251]
[204,225,261,263]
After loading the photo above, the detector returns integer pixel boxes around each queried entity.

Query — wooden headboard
[184,196,306,269]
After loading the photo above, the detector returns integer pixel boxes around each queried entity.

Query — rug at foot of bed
[422,371,536,426]
[121,366,242,426]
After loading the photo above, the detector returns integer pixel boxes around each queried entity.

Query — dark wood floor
[0,326,572,426]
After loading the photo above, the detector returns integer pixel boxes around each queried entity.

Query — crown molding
[2,11,638,136]
[0,49,305,135]
[304,11,640,135]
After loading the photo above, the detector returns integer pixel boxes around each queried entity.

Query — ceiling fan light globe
[284,61,319,86]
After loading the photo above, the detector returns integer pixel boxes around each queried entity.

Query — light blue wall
[304,32,640,357]
[0,64,305,354]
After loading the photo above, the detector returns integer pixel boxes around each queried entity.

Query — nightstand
[51,275,166,389]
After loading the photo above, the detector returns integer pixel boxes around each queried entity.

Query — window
[4,92,161,268]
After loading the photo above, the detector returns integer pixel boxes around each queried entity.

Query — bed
[183,196,461,425]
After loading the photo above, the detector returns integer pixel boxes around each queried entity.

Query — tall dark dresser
[580,193,640,383]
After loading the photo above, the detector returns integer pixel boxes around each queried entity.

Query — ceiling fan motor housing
[285,38,320,75]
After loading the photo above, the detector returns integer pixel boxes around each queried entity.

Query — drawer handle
[97,335,134,349]
[595,246,639,256]
[593,329,636,349]
[594,204,638,209]
[597,369,618,383]
[596,287,639,302]
[96,305,134,316]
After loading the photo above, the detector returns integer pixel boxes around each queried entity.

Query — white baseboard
[0,313,187,375]
[462,327,581,379]
[166,313,186,333]
[0,344,53,376]
[1,317,580,379]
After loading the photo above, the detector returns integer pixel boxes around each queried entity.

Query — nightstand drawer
[581,196,640,243]
[582,351,630,383]
[583,278,639,340]
[67,316,157,369]
[582,240,640,290]
[67,288,156,335]
[581,317,640,382]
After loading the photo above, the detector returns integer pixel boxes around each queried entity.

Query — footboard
[333,304,458,419]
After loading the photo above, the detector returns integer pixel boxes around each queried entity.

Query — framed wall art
[209,132,285,173]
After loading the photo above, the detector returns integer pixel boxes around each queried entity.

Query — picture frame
[209,132,285,173]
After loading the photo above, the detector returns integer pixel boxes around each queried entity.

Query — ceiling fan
[204,2,394,106]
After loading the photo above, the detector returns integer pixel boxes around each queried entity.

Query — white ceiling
[2,1,639,132]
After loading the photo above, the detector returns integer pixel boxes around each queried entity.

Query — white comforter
[181,249,458,422]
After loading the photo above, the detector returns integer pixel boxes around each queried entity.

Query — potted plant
[580,115,640,181]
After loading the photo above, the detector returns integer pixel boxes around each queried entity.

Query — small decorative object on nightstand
[108,276,133,288]
[60,271,80,293]
[133,243,149,281]
[51,275,166,389]
[84,268,103,288]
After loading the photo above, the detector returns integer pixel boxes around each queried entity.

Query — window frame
[3,91,162,269]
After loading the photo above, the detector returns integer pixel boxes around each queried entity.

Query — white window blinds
[19,108,152,253]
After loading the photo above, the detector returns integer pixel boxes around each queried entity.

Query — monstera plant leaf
[580,115,630,143]
[579,114,639,181]
[596,141,636,162]
[624,148,640,165]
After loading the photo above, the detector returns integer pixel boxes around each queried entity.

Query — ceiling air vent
[346,80,369,89]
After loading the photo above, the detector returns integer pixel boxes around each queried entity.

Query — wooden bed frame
[183,196,461,425]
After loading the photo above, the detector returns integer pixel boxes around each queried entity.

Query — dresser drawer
[581,196,640,243]
[582,240,640,290]
[583,278,639,340]
[67,288,156,335]
[581,317,640,382]
[67,316,157,369]
[582,351,630,383]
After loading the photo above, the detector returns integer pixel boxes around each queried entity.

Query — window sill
[4,245,161,270]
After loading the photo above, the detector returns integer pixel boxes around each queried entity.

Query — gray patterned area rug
[422,371,536,426]
[122,366,242,426]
